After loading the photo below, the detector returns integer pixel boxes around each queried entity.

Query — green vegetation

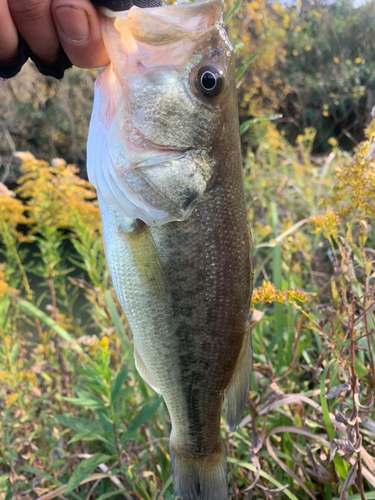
[1,0,375,499]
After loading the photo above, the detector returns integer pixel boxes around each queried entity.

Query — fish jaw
[87,0,236,227]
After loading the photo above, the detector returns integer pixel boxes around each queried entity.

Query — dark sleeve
[91,0,162,10]
[0,0,162,80]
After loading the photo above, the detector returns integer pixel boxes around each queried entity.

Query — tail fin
[170,440,228,500]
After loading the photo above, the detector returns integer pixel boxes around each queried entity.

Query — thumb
[52,0,109,69]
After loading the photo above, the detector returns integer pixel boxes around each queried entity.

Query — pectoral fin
[134,345,161,394]
[224,326,252,432]
[120,218,166,296]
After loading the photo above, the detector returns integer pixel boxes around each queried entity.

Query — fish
[87,0,253,498]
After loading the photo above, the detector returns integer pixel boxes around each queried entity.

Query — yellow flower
[355,57,361,64]
[322,110,329,117]
[333,57,339,64]
[295,25,301,32]
[328,137,338,147]
[292,50,298,56]
[0,264,18,299]
[100,336,109,349]
[320,118,375,219]
[250,1,259,8]
[15,152,101,237]
[345,59,351,65]
[5,393,18,409]
[251,281,308,306]
[311,210,339,237]
[305,45,311,52]
[243,35,250,43]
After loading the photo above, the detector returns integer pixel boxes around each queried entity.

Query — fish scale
[87,0,253,498]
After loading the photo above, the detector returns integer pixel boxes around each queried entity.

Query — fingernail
[55,5,90,42]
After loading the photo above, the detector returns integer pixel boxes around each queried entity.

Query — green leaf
[224,0,242,27]
[114,386,133,402]
[128,397,162,433]
[96,492,128,500]
[19,465,54,481]
[120,430,138,447]
[320,361,347,480]
[235,53,258,83]
[62,396,106,410]
[65,454,112,494]
[61,387,107,410]
[106,291,129,355]
[54,415,102,434]
[227,458,299,500]
[68,432,115,452]
[354,357,369,379]
[333,495,375,500]
[157,475,174,500]
[111,364,129,403]
[240,114,282,135]
[320,361,336,441]
[15,297,83,354]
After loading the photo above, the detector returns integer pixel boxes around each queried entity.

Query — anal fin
[134,346,161,394]
[224,326,252,432]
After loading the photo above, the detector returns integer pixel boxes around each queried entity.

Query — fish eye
[195,66,223,98]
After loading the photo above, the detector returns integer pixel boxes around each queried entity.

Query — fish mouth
[126,124,191,164]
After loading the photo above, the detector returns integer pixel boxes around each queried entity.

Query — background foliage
[1,0,375,499]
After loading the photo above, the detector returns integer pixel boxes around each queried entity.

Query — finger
[0,0,19,63]
[9,0,60,65]
[52,0,109,69]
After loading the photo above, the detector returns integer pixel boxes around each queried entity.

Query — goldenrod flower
[15,152,101,237]
[328,137,338,147]
[5,393,18,409]
[0,264,18,299]
[100,336,109,349]
[311,210,339,238]
[251,281,309,305]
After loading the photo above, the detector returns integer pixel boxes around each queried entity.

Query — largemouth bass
[87,0,253,498]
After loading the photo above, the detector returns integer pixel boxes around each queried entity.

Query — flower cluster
[0,182,28,242]
[15,152,101,235]
[251,280,309,305]
[310,209,340,238]
[0,264,18,300]
[321,119,375,219]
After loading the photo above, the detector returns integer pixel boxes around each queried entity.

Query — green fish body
[87,1,253,498]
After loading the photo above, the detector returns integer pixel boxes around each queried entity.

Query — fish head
[87,0,239,226]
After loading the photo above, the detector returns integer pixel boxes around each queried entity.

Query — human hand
[0,0,109,75]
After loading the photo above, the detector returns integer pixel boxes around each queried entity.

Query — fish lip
[127,125,191,158]
[132,150,188,169]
